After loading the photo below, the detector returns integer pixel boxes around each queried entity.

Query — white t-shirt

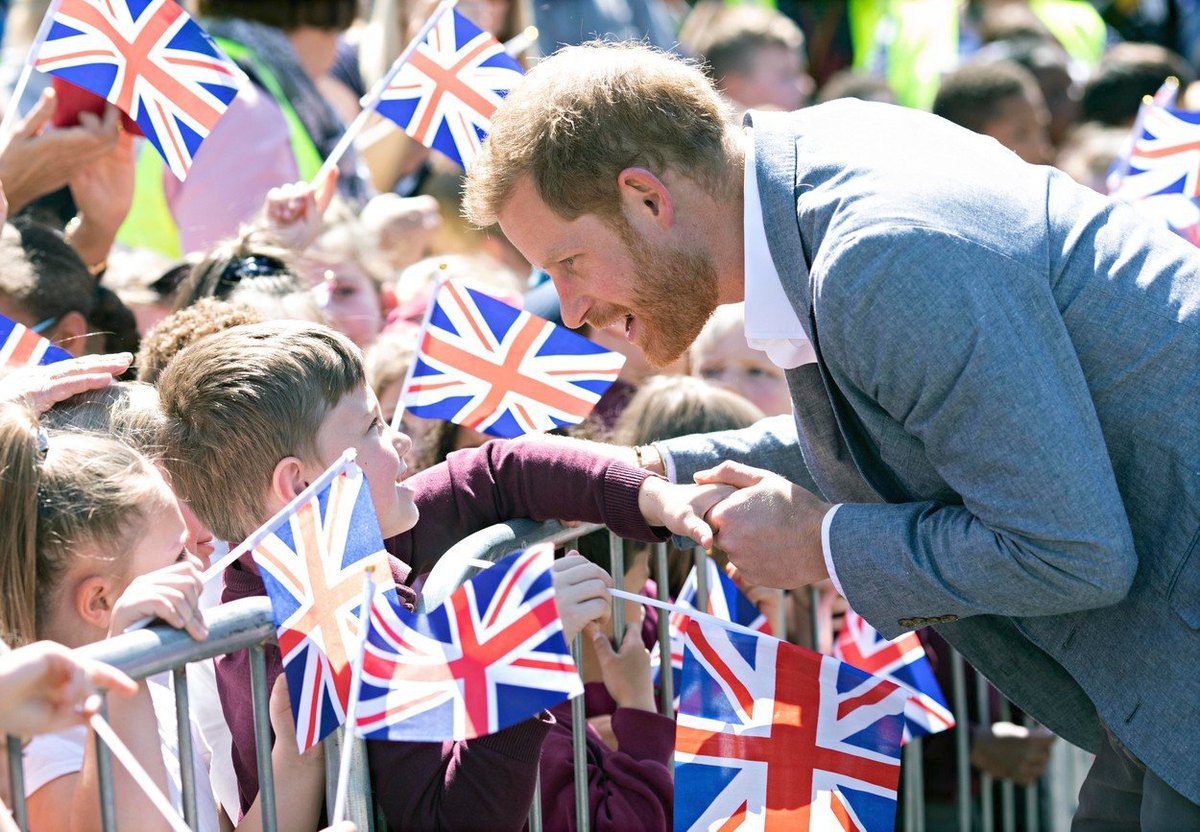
[24,677,221,832]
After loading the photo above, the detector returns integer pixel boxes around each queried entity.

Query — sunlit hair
[0,402,169,645]
[156,321,363,543]
[464,41,739,226]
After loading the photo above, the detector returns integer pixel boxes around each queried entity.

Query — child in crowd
[136,298,265,385]
[155,320,729,830]
[932,60,1053,165]
[688,304,792,419]
[0,402,326,831]
[297,208,389,349]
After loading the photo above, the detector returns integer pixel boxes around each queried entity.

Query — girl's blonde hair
[0,403,170,645]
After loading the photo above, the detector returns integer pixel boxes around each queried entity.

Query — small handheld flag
[373,7,525,170]
[675,620,907,832]
[834,609,955,742]
[33,0,245,180]
[0,313,72,367]
[651,558,771,704]
[400,280,626,437]
[252,457,397,751]
[355,544,582,742]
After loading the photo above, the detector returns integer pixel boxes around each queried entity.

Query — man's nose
[558,292,589,329]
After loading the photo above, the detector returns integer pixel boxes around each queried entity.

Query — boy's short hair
[682,3,805,83]
[157,321,364,543]
[136,297,265,384]
[1080,42,1194,126]
[0,219,95,324]
[932,60,1040,133]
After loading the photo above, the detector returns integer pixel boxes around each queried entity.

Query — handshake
[633,460,835,591]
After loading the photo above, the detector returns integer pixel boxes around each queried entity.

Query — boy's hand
[262,169,337,252]
[268,674,324,766]
[552,553,613,644]
[585,621,655,713]
[636,477,736,550]
[110,557,207,641]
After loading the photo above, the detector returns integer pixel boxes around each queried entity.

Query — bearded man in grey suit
[464,43,1200,827]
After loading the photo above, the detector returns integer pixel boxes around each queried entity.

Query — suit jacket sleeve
[656,414,819,492]
[815,224,1137,637]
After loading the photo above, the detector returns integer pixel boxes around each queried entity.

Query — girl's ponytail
[0,402,45,646]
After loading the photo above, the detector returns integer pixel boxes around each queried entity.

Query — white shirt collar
[743,127,816,369]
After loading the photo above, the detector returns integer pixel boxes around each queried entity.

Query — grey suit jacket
[660,102,1200,802]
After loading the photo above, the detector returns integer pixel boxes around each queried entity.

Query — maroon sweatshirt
[216,438,667,831]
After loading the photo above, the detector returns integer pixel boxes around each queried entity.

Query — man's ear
[75,575,115,632]
[617,167,674,232]
[270,456,310,504]
[50,310,90,357]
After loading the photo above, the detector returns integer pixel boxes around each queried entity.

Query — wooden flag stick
[315,0,460,186]
[332,566,379,824]
[87,707,191,832]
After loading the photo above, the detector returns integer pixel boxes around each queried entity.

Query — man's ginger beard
[597,216,720,368]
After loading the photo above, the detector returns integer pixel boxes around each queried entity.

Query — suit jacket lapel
[749,112,906,504]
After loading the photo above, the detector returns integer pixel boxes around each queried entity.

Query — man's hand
[0,641,137,737]
[696,461,833,589]
[551,552,614,643]
[0,89,119,212]
[636,476,736,550]
[970,721,1056,785]
[0,352,133,413]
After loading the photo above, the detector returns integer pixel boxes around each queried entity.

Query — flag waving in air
[0,313,72,367]
[373,7,524,170]
[401,280,626,437]
[651,557,771,704]
[252,457,397,751]
[834,609,955,742]
[355,544,582,742]
[33,0,244,180]
[675,620,907,832]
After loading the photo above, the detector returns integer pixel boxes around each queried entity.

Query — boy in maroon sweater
[157,321,728,830]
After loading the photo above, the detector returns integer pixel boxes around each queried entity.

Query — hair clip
[36,427,49,458]
[217,254,289,295]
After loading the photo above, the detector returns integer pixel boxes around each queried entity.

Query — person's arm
[705,226,1137,638]
[657,413,817,492]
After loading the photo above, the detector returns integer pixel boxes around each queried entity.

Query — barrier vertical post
[172,667,199,828]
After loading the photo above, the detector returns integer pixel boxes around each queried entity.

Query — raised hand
[0,641,136,736]
[695,460,833,589]
[262,168,338,252]
[551,552,614,643]
[636,476,736,550]
[584,618,655,713]
[67,114,135,270]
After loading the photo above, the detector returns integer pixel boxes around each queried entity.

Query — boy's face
[725,45,813,113]
[982,93,1052,166]
[311,383,419,538]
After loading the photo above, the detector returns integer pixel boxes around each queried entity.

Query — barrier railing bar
[324,728,374,832]
[529,770,543,832]
[653,543,673,718]
[951,649,971,832]
[7,734,27,831]
[570,633,589,832]
[1023,712,1040,832]
[609,533,625,645]
[172,667,199,829]
[248,645,277,832]
[807,585,820,652]
[95,693,117,832]
[692,548,708,616]
[976,675,994,832]
[903,737,924,832]
[998,698,1016,832]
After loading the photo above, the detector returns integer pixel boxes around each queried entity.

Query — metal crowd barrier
[2,597,375,832]
[4,521,1093,831]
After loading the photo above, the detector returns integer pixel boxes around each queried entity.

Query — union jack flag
[355,544,582,742]
[1108,80,1200,244]
[401,280,626,437]
[33,0,245,180]
[675,620,907,832]
[0,313,71,367]
[373,7,524,170]
[833,609,954,743]
[252,460,396,751]
[651,557,771,704]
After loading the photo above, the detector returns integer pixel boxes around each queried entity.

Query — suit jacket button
[937,615,959,624]
[898,618,921,629]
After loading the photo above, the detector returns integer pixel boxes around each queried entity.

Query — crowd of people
[0,0,1196,829]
